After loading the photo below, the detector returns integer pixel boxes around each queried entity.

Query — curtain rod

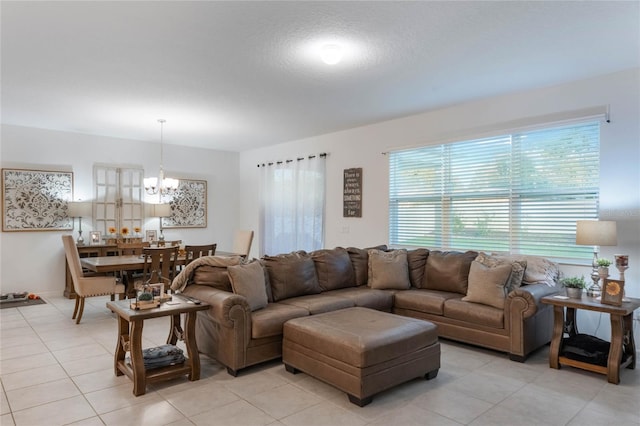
[257,152,327,168]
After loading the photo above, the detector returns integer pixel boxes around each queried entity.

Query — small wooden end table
[106,296,209,396]
[541,294,639,384]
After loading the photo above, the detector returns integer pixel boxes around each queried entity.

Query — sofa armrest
[509,283,561,317]
[182,285,251,329]
[506,283,560,360]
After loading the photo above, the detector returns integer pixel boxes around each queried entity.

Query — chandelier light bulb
[321,44,343,65]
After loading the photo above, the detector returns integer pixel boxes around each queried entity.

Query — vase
[566,288,583,299]
[598,266,609,280]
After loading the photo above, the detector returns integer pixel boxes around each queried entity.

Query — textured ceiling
[2,1,639,152]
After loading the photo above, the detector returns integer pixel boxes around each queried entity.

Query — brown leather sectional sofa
[174,246,560,376]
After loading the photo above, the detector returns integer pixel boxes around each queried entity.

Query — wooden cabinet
[64,244,118,298]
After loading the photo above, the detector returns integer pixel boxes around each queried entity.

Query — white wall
[0,125,240,295]
[238,68,640,341]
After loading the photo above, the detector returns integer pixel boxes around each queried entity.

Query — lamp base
[76,230,85,246]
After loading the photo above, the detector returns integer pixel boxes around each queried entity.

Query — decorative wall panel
[161,179,207,228]
[2,168,73,231]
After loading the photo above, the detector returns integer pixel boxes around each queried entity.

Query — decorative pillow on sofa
[262,252,321,302]
[347,245,387,286]
[367,249,411,290]
[475,252,526,293]
[228,261,269,311]
[407,248,429,288]
[462,260,513,309]
[421,250,478,294]
[491,253,559,287]
[311,247,356,291]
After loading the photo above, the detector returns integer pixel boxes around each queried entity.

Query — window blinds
[389,121,600,259]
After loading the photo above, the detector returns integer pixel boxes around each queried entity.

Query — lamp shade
[67,201,92,217]
[576,220,617,246]
[146,203,171,218]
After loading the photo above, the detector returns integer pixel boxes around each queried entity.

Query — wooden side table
[106,297,209,396]
[541,294,639,384]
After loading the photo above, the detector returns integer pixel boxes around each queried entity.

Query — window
[94,165,144,236]
[389,121,600,259]
[260,155,326,255]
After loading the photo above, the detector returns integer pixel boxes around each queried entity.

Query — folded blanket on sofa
[171,255,243,292]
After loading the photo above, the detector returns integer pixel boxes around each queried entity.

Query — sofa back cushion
[190,256,244,292]
[367,249,411,289]
[311,247,356,291]
[421,250,477,294]
[347,245,387,286]
[262,252,321,302]
[491,253,559,287]
[407,248,429,288]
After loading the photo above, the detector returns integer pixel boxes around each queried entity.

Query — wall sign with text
[343,168,362,217]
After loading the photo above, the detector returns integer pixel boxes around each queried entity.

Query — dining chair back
[117,241,150,255]
[62,235,125,324]
[142,246,179,286]
[232,230,254,258]
[184,243,217,265]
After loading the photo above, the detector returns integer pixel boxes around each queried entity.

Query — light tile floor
[1,295,639,426]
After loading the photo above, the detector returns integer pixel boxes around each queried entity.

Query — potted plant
[597,258,612,278]
[560,276,586,298]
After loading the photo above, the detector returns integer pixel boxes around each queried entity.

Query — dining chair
[141,246,179,288]
[62,235,125,324]
[184,243,217,265]
[117,241,150,295]
[117,241,150,255]
[232,230,254,258]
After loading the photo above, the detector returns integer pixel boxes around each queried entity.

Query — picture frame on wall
[90,231,102,245]
[146,230,157,243]
[601,279,625,306]
[2,168,73,231]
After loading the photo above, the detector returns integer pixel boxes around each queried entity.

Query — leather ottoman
[283,307,440,406]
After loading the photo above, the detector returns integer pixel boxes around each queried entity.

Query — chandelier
[144,119,179,195]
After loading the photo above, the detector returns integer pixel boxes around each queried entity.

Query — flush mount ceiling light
[320,44,343,65]
[144,119,179,196]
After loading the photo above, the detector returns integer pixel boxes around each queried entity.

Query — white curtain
[260,155,326,256]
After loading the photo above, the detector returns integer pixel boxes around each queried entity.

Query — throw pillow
[228,261,269,311]
[475,252,526,293]
[262,252,321,302]
[462,260,513,309]
[491,253,559,287]
[367,249,411,290]
[421,250,478,294]
[347,245,387,286]
[311,247,356,291]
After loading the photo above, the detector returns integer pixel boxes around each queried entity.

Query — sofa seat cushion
[279,294,354,315]
[311,247,356,291]
[324,287,394,311]
[394,289,461,315]
[251,303,309,339]
[443,298,504,329]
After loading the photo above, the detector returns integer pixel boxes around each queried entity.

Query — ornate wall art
[2,168,73,231]
[161,179,207,228]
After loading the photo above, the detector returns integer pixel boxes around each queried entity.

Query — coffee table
[541,294,639,384]
[106,296,209,396]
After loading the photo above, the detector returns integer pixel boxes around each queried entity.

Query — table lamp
[67,201,92,245]
[148,203,171,242]
[576,220,617,297]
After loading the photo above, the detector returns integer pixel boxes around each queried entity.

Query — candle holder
[614,254,629,281]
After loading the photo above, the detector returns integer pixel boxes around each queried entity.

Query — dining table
[80,251,244,274]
